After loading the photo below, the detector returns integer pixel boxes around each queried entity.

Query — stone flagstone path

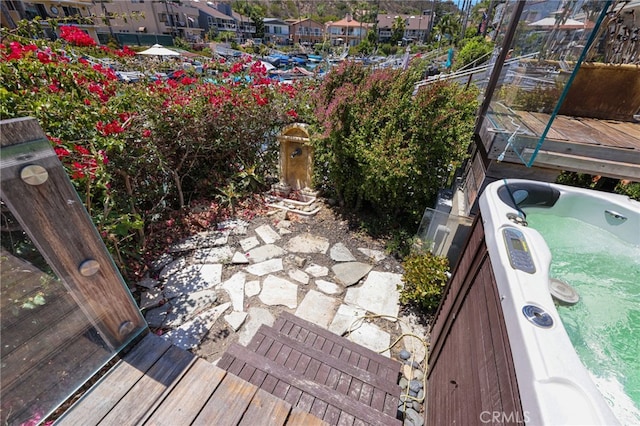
[139,208,429,425]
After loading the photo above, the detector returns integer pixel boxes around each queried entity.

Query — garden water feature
[269,123,320,215]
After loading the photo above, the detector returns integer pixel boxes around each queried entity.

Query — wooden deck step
[218,314,402,426]
[58,333,328,426]
[274,311,400,384]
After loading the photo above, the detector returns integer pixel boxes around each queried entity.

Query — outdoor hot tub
[426,179,639,425]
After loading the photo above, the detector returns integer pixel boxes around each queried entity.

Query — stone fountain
[269,123,320,215]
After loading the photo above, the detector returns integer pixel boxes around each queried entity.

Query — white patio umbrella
[137,44,180,56]
[529,17,585,29]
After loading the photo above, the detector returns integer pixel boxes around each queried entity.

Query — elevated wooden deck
[56,332,327,426]
[480,111,640,179]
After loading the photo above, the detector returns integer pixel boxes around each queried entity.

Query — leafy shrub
[400,251,449,311]
[557,172,640,201]
[313,60,479,227]
[0,31,309,279]
[453,36,493,71]
[615,181,640,201]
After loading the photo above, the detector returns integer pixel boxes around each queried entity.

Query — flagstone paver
[315,279,341,295]
[165,289,219,327]
[305,263,329,277]
[246,244,286,263]
[191,246,234,264]
[244,280,261,297]
[163,264,223,299]
[294,290,340,329]
[288,268,310,284]
[140,288,163,310]
[144,208,432,423]
[254,224,281,244]
[345,321,392,357]
[259,275,298,308]
[357,248,387,263]
[328,303,368,336]
[231,252,250,264]
[332,262,373,286]
[344,271,402,319]
[245,258,283,276]
[239,236,260,252]
[237,307,275,346]
[224,311,248,331]
[330,242,357,262]
[158,257,187,280]
[285,233,330,254]
[164,302,231,350]
[222,272,246,312]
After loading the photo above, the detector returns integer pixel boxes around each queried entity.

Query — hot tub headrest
[497,182,561,210]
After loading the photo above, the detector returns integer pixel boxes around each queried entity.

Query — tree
[391,16,406,45]
[434,14,461,46]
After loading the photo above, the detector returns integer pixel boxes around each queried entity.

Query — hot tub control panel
[502,227,536,274]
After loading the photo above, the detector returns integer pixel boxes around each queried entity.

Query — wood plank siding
[427,216,522,425]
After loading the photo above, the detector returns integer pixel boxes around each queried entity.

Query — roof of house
[326,16,365,28]
[264,18,290,26]
[376,13,430,31]
[189,2,235,20]
[286,18,323,27]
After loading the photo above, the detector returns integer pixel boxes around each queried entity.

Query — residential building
[263,17,289,45]
[190,1,236,39]
[286,18,324,46]
[325,14,368,46]
[1,0,99,42]
[231,9,255,42]
[86,0,204,45]
[376,13,431,44]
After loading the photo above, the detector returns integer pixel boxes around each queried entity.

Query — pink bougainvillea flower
[59,26,97,47]
[54,146,70,158]
[74,145,90,156]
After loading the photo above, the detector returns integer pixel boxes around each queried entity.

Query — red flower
[48,81,61,93]
[47,135,62,145]
[180,76,196,85]
[95,120,124,136]
[37,51,51,64]
[252,92,268,106]
[142,129,152,138]
[286,109,298,119]
[59,26,96,47]
[74,145,91,156]
[230,62,244,74]
[54,147,70,158]
[71,162,86,179]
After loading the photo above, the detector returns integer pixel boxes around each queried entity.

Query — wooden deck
[480,110,640,179]
[0,249,112,425]
[218,311,402,426]
[56,332,327,426]
[57,311,405,425]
